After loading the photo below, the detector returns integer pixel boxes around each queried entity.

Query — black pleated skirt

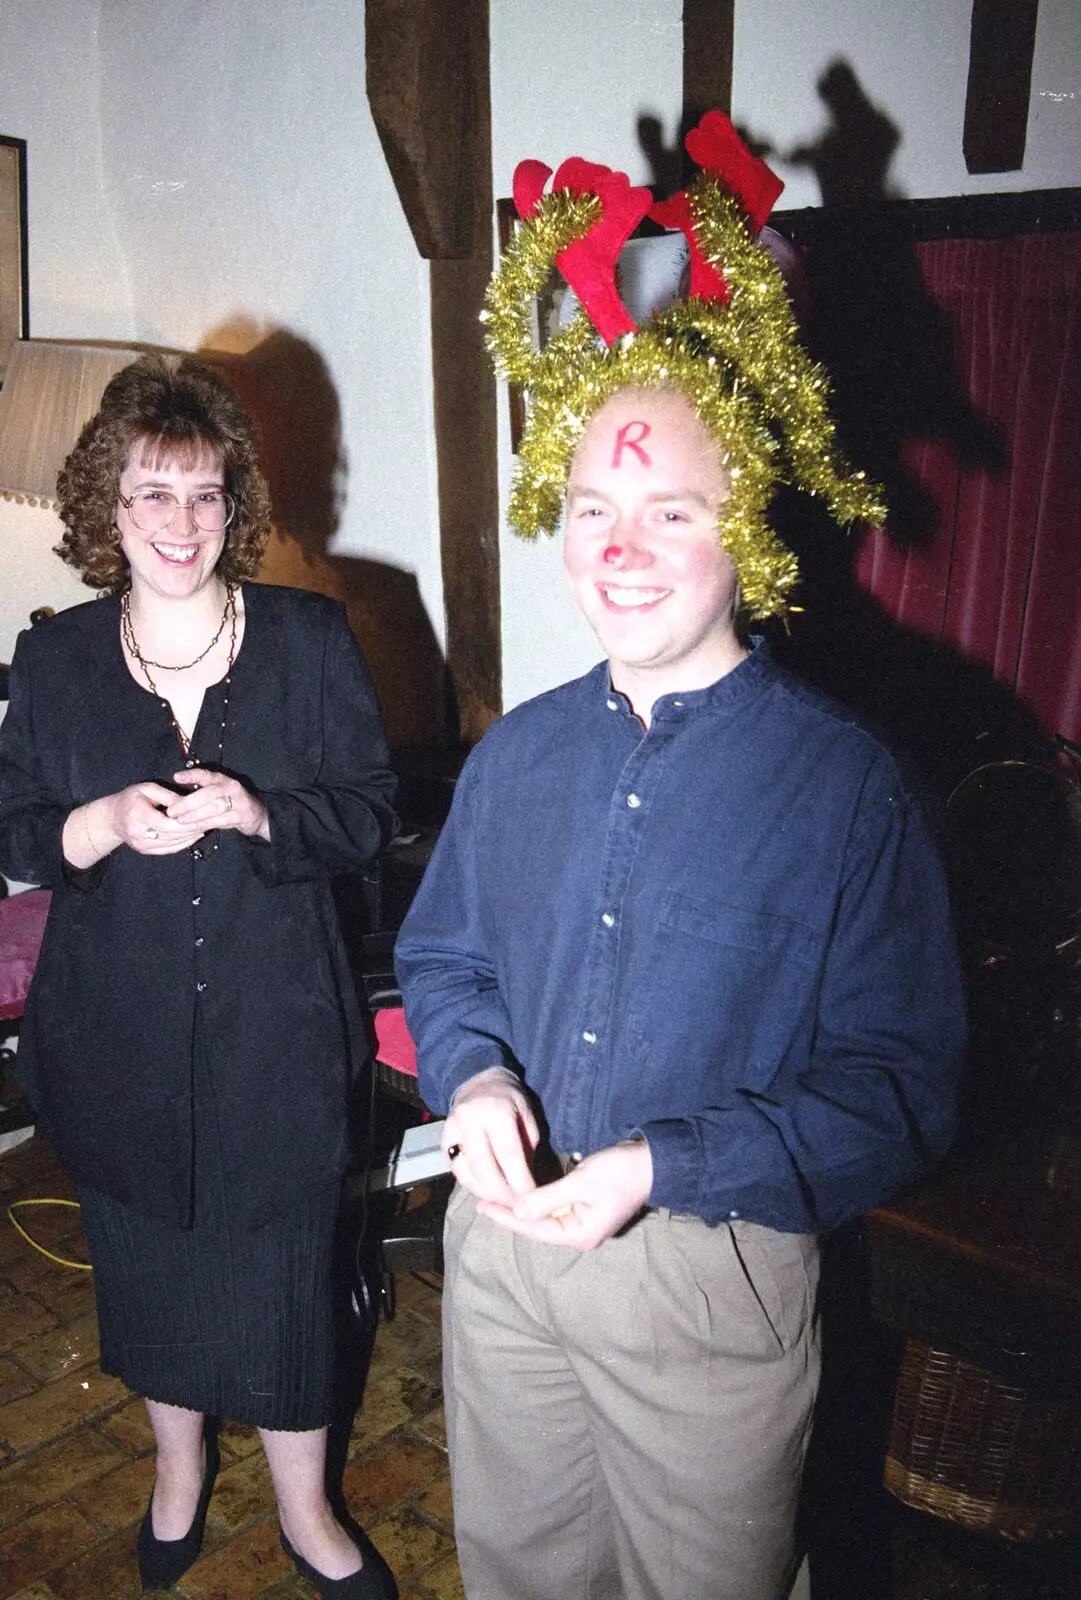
[77,1050,342,1432]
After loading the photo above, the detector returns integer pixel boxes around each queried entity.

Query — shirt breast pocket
[623,892,821,1103]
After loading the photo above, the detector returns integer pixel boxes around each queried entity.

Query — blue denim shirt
[396,645,964,1233]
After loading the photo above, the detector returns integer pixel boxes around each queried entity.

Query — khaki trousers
[443,1188,820,1600]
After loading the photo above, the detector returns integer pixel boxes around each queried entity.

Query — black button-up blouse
[0,584,398,1227]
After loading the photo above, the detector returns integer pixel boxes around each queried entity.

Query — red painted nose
[602,545,623,566]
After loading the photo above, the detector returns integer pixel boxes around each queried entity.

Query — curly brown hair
[55,354,272,591]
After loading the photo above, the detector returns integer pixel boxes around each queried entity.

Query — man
[396,120,963,1600]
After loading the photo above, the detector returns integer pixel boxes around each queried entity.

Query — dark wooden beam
[365,0,479,260]
[964,0,1040,174]
[429,255,501,742]
[366,0,500,742]
[683,1,735,119]
[428,0,500,742]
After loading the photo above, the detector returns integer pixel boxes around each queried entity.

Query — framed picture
[1,135,29,388]
[496,197,690,452]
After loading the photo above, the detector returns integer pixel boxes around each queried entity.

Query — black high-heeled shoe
[137,1432,220,1591]
[279,1522,399,1599]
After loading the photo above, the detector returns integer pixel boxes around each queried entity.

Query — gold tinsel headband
[483,112,886,620]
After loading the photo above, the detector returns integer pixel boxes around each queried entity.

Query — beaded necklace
[122,585,238,858]
[120,583,232,671]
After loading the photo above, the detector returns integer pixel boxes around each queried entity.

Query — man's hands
[443,1068,654,1253]
[442,1068,540,1207]
[478,1139,653,1252]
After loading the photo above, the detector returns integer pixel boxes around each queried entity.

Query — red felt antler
[510,116,780,337]
[685,110,783,232]
[649,190,730,304]
[513,160,554,220]
[649,112,784,305]
[513,156,653,346]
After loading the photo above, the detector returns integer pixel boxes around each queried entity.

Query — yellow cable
[6,1197,93,1271]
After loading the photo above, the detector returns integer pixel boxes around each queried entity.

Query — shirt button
[601,912,615,927]
[627,793,642,808]
[729,1209,740,1219]
[196,981,207,993]
[194,936,204,947]
[582,1030,597,1044]
[606,698,618,711]
[192,895,201,906]
[673,699,684,709]
[185,758,196,768]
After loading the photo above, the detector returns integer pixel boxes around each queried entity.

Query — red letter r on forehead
[611,420,652,469]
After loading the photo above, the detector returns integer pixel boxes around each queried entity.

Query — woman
[0,356,399,1598]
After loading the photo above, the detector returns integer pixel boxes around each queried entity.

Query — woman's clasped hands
[165,768,270,844]
[89,771,269,859]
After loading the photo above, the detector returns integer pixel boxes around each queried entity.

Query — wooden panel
[256,530,448,751]
[964,0,1040,175]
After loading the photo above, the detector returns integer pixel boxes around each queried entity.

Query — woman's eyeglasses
[118,489,236,534]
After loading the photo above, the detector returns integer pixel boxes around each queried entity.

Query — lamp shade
[0,340,145,506]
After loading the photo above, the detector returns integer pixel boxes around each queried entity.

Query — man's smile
[600,584,671,609]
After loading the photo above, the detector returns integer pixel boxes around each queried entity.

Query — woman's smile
[151,540,202,565]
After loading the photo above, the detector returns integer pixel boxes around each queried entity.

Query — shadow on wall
[198,321,448,751]
[634,73,1030,795]
[637,81,1081,1600]
[641,64,1006,552]
[786,61,1008,546]
[723,61,1032,790]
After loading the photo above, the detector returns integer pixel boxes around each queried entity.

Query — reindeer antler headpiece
[483,112,885,619]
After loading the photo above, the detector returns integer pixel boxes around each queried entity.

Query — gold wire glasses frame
[117,488,236,534]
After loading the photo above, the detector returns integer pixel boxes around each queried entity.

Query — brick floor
[0,1133,461,1600]
[4,1130,1078,1599]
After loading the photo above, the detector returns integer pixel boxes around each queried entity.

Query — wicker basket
[884,1335,1081,1540]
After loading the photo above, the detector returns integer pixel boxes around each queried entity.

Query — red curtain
[855,231,1081,744]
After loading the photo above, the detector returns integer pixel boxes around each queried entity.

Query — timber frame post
[366,0,501,744]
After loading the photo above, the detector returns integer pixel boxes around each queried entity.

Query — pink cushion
[374,1007,418,1078]
[0,889,51,1022]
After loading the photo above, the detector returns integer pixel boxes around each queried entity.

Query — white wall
[96,0,439,591]
[1,0,442,675]
[734,0,1081,207]
[0,0,132,340]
